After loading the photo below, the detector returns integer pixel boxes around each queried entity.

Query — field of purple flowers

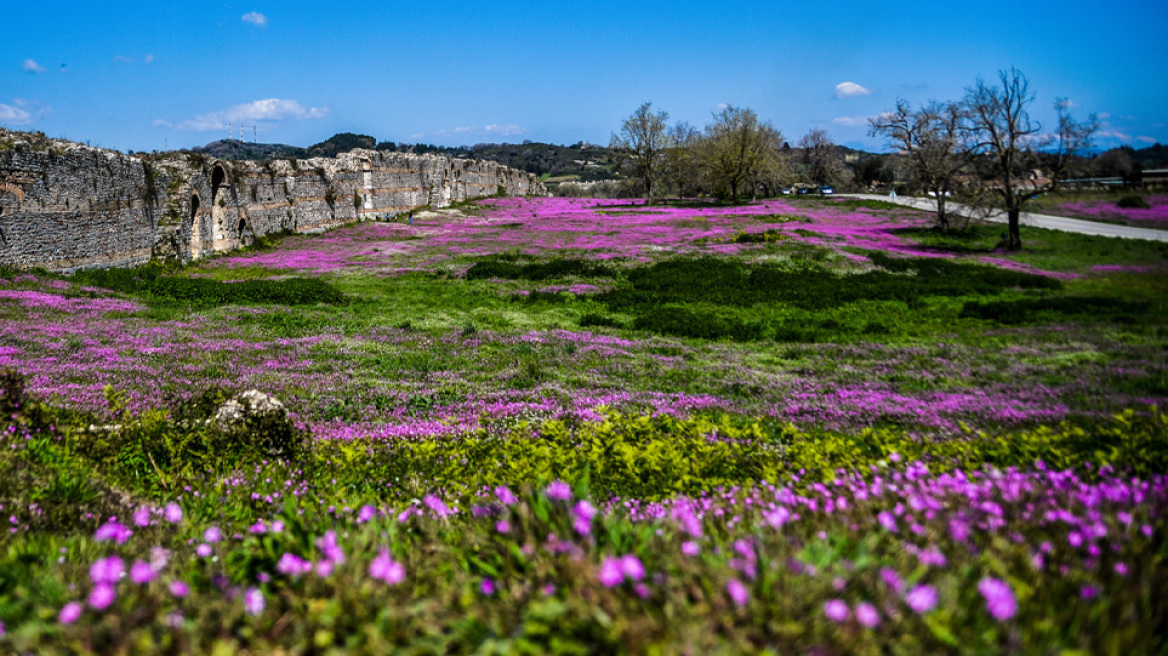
[1,196,1166,652]
[1046,195,1168,230]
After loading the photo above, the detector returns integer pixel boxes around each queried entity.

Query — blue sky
[3,0,1165,153]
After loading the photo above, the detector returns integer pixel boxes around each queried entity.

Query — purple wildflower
[130,560,156,584]
[369,548,405,585]
[598,557,623,587]
[164,502,182,523]
[132,507,151,527]
[546,480,571,501]
[727,579,750,606]
[905,585,938,614]
[855,602,880,628]
[480,578,495,596]
[495,486,518,505]
[90,556,124,585]
[196,544,212,557]
[681,541,700,557]
[244,588,265,616]
[203,526,222,543]
[977,577,1016,621]
[59,602,82,624]
[619,555,645,581]
[824,599,849,622]
[94,521,133,544]
[877,511,898,532]
[88,583,116,610]
[169,580,189,598]
[573,500,596,536]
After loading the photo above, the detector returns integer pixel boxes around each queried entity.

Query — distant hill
[376,140,619,183]
[305,133,376,159]
[192,140,305,161]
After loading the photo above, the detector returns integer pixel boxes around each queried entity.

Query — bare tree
[610,102,671,202]
[870,100,969,230]
[799,128,850,189]
[962,68,1097,249]
[702,106,783,201]
[664,121,700,200]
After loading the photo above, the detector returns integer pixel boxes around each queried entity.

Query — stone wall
[0,131,546,272]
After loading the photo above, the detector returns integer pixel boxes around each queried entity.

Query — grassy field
[0,196,1165,653]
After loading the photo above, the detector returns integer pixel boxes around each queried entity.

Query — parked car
[796,187,811,195]
[927,190,952,197]
[780,188,793,195]
[820,186,834,195]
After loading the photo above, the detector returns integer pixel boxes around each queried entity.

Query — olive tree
[702,106,783,201]
[610,102,671,202]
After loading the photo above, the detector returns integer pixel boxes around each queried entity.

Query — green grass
[896,223,1168,272]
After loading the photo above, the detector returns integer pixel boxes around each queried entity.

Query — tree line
[608,104,854,203]
[610,68,1100,250]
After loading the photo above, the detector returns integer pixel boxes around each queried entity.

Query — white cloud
[832,114,886,127]
[113,55,134,63]
[170,98,329,131]
[1097,112,1111,120]
[0,98,50,125]
[483,123,524,136]
[22,59,45,74]
[413,124,526,140]
[713,102,730,112]
[834,81,871,99]
[151,119,173,128]
[242,11,267,26]
[144,53,155,64]
[1135,135,1156,144]
[0,103,32,124]
[1096,129,1132,143]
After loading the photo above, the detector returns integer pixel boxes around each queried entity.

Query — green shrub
[959,296,1147,324]
[72,267,344,307]
[466,258,614,281]
[1117,195,1150,209]
[578,312,625,329]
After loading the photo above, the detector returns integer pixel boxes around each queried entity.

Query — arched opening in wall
[210,164,228,205]
[237,218,253,246]
[188,194,203,258]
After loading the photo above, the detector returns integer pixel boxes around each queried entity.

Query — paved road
[842,194,1168,243]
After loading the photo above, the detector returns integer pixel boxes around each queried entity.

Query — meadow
[1,195,1166,653]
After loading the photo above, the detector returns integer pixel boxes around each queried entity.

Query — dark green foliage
[578,312,625,329]
[829,198,904,211]
[305,133,376,158]
[733,229,787,243]
[960,296,1148,324]
[634,307,767,341]
[466,258,613,281]
[1117,194,1150,209]
[604,254,1059,313]
[72,267,344,307]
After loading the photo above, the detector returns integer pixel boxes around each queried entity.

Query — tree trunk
[1007,208,1022,250]
[936,196,949,231]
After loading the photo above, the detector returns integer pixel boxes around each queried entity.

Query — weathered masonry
[0,131,546,272]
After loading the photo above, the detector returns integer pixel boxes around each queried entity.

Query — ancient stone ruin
[0,129,546,272]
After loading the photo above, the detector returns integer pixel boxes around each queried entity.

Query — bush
[72,267,345,306]
[578,312,625,329]
[633,306,768,341]
[1117,194,1150,209]
[959,296,1147,325]
[466,258,613,281]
